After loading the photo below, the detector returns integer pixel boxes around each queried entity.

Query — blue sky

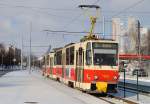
[0,0,149,56]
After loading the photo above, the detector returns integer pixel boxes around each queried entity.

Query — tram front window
[92,42,118,66]
[94,53,116,66]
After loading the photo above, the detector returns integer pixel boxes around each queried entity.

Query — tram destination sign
[92,42,118,49]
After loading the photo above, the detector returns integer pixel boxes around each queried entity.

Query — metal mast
[21,34,23,70]
[29,22,32,74]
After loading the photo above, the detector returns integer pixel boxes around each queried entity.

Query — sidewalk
[0,70,109,104]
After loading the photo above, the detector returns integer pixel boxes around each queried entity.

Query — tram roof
[64,43,75,47]
[53,47,63,51]
[79,39,118,43]
[49,51,54,54]
[48,39,118,54]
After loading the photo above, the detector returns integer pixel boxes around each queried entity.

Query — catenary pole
[29,22,32,74]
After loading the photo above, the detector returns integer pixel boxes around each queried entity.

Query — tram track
[118,82,150,93]
[118,86,150,97]
[81,84,149,104]
[43,74,139,104]
[118,85,150,93]
[91,93,138,104]
[100,95,138,104]
[88,90,139,104]
[99,85,150,104]
[46,77,139,104]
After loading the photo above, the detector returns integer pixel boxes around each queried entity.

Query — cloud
[0,17,15,33]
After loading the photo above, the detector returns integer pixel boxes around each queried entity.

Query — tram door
[62,53,65,78]
[50,57,53,75]
[76,48,84,82]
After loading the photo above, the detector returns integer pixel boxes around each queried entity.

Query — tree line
[0,43,21,67]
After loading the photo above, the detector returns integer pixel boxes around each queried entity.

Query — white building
[140,28,150,55]
[127,17,140,54]
[112,18,128,54]
[112,18,121,42]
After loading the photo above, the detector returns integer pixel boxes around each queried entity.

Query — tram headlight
[113,76,117,80]
[94,75,99,80]
[87,74,90,80]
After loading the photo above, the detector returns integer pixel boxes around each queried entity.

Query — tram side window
[50,57,54,67]
[66,46,74,65]
[43,57,46,65]
[54,54,57,65]
[66,48,69,65]
[86,42,92,65]
[46,55,49,65]
[56,51,62,65]
[70,47,74,65]
[86,51,92,65]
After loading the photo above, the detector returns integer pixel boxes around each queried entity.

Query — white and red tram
[42,39,119,93]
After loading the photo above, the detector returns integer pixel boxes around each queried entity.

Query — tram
[42,39,119,93]
[42,5,119,93]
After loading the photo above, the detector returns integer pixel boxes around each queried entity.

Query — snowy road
[0,70,109,104]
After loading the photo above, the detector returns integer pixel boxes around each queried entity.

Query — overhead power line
[0,2,77,11]
[43,29,103,35]
[0,3,83,23]
[63,0,101,29]
[103,10,150,14]
[43,29,129,37]
[93,0,100,4]
[113,0,145,17]
[0,2,148,15]
[23,45,50,47]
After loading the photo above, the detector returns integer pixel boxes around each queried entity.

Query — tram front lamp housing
[94,75,99,80]
[113,76,117,80]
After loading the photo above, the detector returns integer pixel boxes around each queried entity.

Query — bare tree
[0,43,21,67]
[0,43,6,66]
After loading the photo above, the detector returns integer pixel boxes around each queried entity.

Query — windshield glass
[92,42,118,66]
[94,53,117,65]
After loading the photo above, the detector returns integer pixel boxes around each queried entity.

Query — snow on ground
[0,70,109,104]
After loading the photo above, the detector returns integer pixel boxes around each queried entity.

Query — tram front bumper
[91,82,108,93]
[96,82,107,93]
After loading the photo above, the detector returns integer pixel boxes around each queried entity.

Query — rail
[91,93,138,104]
[118,81,150,93]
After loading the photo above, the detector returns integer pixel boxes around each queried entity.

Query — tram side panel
[49,53,56,79]
[42,55,49,77]
[63,45,76,87]
[54,49,63,81]
[46,54,51,77]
